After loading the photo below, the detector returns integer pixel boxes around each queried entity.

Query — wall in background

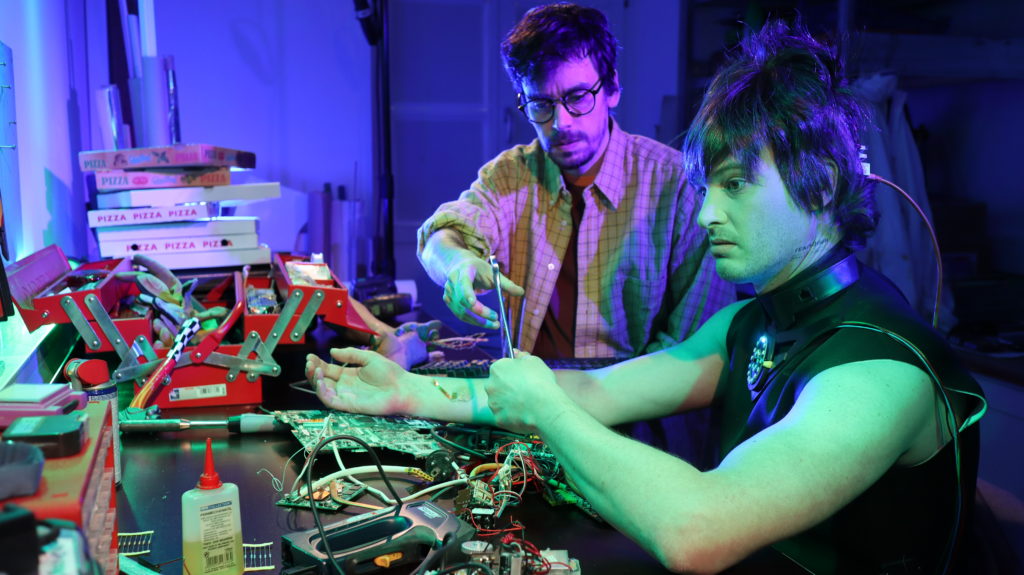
[0,0,97,263]
[911,79,1024,276]
[153,0,375,259]
[2,0,1021,292]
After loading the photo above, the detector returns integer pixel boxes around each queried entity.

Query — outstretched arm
[306,348,497,426]
[421,229,524,329]
[306,299,745,428]
[487,353,944,573]
[343,297,432,370]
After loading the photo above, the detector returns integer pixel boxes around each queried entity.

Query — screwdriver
[119,413,288,434]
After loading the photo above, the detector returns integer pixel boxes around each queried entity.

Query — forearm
[347,298,394,338]
[551,368,637,426]
[399,373,498,427]
[551,350,723,426]
[534,403,710,571]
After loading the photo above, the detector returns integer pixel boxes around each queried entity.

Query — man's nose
[697,189,725,229]
[551,101,575,130]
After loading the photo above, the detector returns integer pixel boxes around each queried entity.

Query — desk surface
[116,412,669,575]
[114,319,673,575]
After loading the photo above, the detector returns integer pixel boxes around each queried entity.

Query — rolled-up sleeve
[416,151,534,269]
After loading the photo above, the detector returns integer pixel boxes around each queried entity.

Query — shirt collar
[591,117,627,209]
[756,245,859,330]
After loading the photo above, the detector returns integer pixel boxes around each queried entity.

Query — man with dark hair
[310,19,986,573]
[417,2,731,359]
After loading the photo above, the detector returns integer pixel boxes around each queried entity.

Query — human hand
[485,351,568,434]
[305,348,417,415]
[442,257,524,329]
[373,320,442,370]
[374,329,424,371]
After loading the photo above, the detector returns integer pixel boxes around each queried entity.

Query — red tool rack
[8,246,374,409]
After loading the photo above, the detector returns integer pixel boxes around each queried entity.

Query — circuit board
[277,480,369,512]
[271,409,444,458]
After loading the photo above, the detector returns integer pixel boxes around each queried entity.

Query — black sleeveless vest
[714,249,986,574]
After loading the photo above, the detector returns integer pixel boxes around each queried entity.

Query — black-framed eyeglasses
[517,78,604,124]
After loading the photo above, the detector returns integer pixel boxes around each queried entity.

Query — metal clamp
[62,295,102,350]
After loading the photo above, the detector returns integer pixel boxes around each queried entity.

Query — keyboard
[411,356,624,378]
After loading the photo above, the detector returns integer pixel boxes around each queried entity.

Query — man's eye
[528,100,553,111]
[565,91,589,105]
[724,179,746,193]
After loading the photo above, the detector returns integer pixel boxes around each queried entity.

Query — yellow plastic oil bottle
[181,438,244,575]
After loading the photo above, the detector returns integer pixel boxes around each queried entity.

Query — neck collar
[756,247,859,330]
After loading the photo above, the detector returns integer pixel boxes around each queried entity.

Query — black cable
[431,425,532,458]
[413,532,497,575]
[428,480,467,502]
[442,423,524,438]
[412,531,456,575]
[835,322,962,574]
[305,433,407,575]
[352,0,379,45]
[430,428,487,458]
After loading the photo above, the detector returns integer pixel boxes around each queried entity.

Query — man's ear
[820,159,839,209]
[606,70,621,109]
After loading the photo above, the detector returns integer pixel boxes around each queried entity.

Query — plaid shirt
[417,120,734,357]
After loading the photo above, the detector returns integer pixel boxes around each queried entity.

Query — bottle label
[196,501,240,573]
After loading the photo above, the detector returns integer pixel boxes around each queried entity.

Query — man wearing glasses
[418,3,732,364]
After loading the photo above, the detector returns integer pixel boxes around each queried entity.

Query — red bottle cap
[197,437,222,489]
[64,358,111,388]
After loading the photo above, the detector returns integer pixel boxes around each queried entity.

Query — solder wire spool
[65,358,122,484]
[83,382,122,485]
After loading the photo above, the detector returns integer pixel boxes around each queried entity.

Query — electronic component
[277,480,368,512]
[539,549,582,575]
[272,409,443,458]
[118,530,154,556]
[542,478,602,523]
[457,540,582,575]
[453,481,492,510]
[453,480,496,529]
[424,449,457,482]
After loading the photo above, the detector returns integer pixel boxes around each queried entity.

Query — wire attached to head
[865,173,944,329]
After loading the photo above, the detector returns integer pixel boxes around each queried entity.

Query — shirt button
[561,220,568,227]
[533,309,540,315]
[547,263,555,271]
